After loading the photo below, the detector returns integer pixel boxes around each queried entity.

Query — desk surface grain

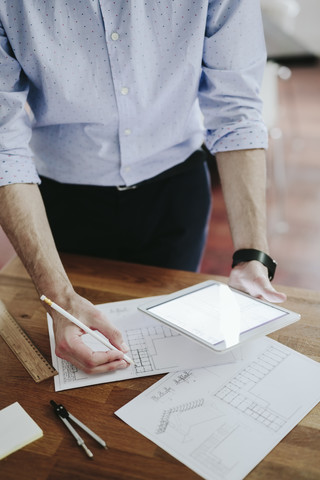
[0,254,319,480]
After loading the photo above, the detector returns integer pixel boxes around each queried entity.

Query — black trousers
[39,160,212,272]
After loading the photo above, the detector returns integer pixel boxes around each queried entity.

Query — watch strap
[232,249,277,281]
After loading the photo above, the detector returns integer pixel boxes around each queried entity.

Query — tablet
[139,280,300,352]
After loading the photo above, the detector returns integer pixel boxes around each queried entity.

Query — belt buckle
[116,184,137,191]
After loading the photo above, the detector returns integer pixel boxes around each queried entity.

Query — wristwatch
[232,249,277,281]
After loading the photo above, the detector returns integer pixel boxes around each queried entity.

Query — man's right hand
[46,292,131,374]
[0,183,130,374]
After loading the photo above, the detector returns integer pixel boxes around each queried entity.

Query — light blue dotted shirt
[0,0,268,187]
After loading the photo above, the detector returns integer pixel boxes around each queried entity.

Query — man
[0,1,286,374]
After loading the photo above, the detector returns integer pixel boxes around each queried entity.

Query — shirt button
[124,129,131,136]
[111,32,119,41]
[121,87,129,95]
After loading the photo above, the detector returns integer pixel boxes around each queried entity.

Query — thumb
[258,285,287,303]
[247,275,287,303]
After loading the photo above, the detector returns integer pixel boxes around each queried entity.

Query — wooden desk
[0,254,319,480]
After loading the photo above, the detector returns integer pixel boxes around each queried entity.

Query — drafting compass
[50,400,107,458]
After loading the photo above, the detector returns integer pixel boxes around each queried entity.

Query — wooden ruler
[0,299,57,383]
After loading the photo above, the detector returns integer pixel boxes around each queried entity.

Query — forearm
[215,148,269,252]
[0,183,73,299]
[0,183,129,371]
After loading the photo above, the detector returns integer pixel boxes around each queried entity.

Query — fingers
[228,261,287,303]
[50,295,131,374]
[56,334,129,374]
[76,300,129,353]
[243,275,287,303]
[95,320,130,353]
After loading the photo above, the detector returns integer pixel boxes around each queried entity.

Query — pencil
[40,295,134,365]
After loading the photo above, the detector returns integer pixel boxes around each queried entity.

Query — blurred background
[202,0,320,290]
[1,0,319,291]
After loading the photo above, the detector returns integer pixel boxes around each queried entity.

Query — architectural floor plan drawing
[47,297,238,391]
[213,344,290,432]
[116,336,320,480]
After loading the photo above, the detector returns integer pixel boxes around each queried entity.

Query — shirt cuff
[0,154,40,186]
[205,124,268,155]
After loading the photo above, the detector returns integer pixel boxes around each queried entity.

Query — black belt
[116,148,208,191]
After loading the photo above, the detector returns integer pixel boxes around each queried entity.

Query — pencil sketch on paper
[125,324,180,374]
[156,398,205,435]
[116,336,320,480]
[213,345,291,432]
[47,297,238,391]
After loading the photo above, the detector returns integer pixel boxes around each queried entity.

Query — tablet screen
[144,282,290,350]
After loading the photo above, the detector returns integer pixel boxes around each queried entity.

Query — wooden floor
[201,62,320,291]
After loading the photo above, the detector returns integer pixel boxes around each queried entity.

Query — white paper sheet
[47,297,238,391]
[116,336,320,480]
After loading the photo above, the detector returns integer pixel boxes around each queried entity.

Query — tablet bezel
[138,280,300,352]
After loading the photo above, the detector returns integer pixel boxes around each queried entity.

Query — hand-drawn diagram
[214,345,290,431]
[116,336,320,480]
[48,297,237,391]
[156,398,205,435]
[126,324,180,374]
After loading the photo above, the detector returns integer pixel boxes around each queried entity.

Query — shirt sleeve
[199,0,269,155]
[0,20,40,186]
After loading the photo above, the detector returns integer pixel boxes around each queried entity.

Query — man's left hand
[228,260,287,303]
